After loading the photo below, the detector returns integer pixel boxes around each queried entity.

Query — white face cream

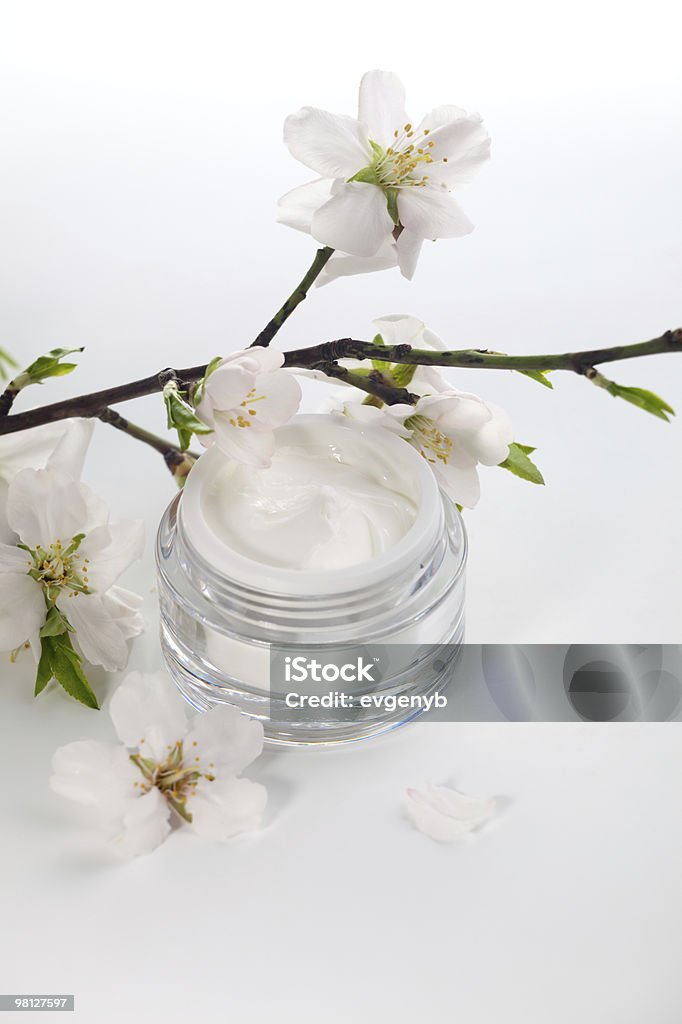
[200,421,418,572]
[180,415,443,595]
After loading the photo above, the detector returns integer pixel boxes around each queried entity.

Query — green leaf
[390,362,417,388]
[517,369,554,389]
[385,187,399,225]
[0,346,18,381]
[40,632,99,709]
[192,355,223,407]
[349,164,379,185]
[163,382,213,451]
[22,347,84,385]
[368,333,394,375]
[34,642,53,696]
[366,332,419,386]
[499,441,545,485]
[602,380,675,421]
[39,604,69,638]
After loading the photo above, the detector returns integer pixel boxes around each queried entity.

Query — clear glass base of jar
[157,502,467,745]
[161,617,466,746]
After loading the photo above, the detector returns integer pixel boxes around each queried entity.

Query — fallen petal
[406,783,496,842]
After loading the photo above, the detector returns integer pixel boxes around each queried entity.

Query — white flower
[303,313,450,396]
[406,783,496,842]
[196,348,301,468]
[392,391,513,508]
[328,385,512,508]
[0,465,144,669]
[0,419,94,543]
[278,70,490,280]
[50,671,267,858]
[372,313,448,353]
[355,314,452,392]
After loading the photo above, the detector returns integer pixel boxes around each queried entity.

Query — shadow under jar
[156,415,467,745]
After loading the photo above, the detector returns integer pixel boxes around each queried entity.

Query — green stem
[98,408,197,482]
[250,246,334,348]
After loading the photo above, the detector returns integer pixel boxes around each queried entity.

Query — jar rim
[179,413,445,597]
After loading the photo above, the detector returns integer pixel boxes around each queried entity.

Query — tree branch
[283,328,682,373]
[0,327,679,436]
[317,363,417,405]
[250,246,334,348]
[0,381,21,417]
[97,408,197,483]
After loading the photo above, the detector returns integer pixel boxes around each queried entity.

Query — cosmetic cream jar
[156,415,467,744]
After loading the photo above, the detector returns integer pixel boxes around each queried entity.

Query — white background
[0,1,681,1021]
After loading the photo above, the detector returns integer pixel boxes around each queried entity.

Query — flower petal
[397,187,474,240]
[466,416,513,467]
[283,106,372,178]
[109,670,189,758]
[6,468,55,547]
[422,326,448,351]
[424,114,491,187]
[414,104,469,135]
[79,518,144,593]
[198,365,254,424]
[183,704,264,776]
[7,468,107,548]
[418,392,490,432]
[277,178,334,234]
[410,366,453,395]
[371,314,426,348]
[50,740,139,822]
[0,542,32,573]
[0,479,12,544]
[212,416,277,469]
[221,348,285,374]
[312,182,394,257]
[112,787,172,859]
[100,586,145,640]
[0,418,92,484]
[358,70,408,148]
[406,783,496,842]
[61,592,131,672]
[340,402,412,438]
[395,229,424,280]
[189,776,267,841]
[248,370,301,428]
[0,572,45,651]
[432,460,481,508]
[45,418,95,477]
[317,244,398,286]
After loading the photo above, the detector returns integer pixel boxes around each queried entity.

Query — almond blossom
[318,317,512,507]
[303,314,449,394]
[195,347,301,468]
[0,464,144,673]
[327,387,511,508]
[50,671,267,858]
[394,390,513,507]
[278,70,490,280]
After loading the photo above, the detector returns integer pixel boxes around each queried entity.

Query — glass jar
[156,415,467,745]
